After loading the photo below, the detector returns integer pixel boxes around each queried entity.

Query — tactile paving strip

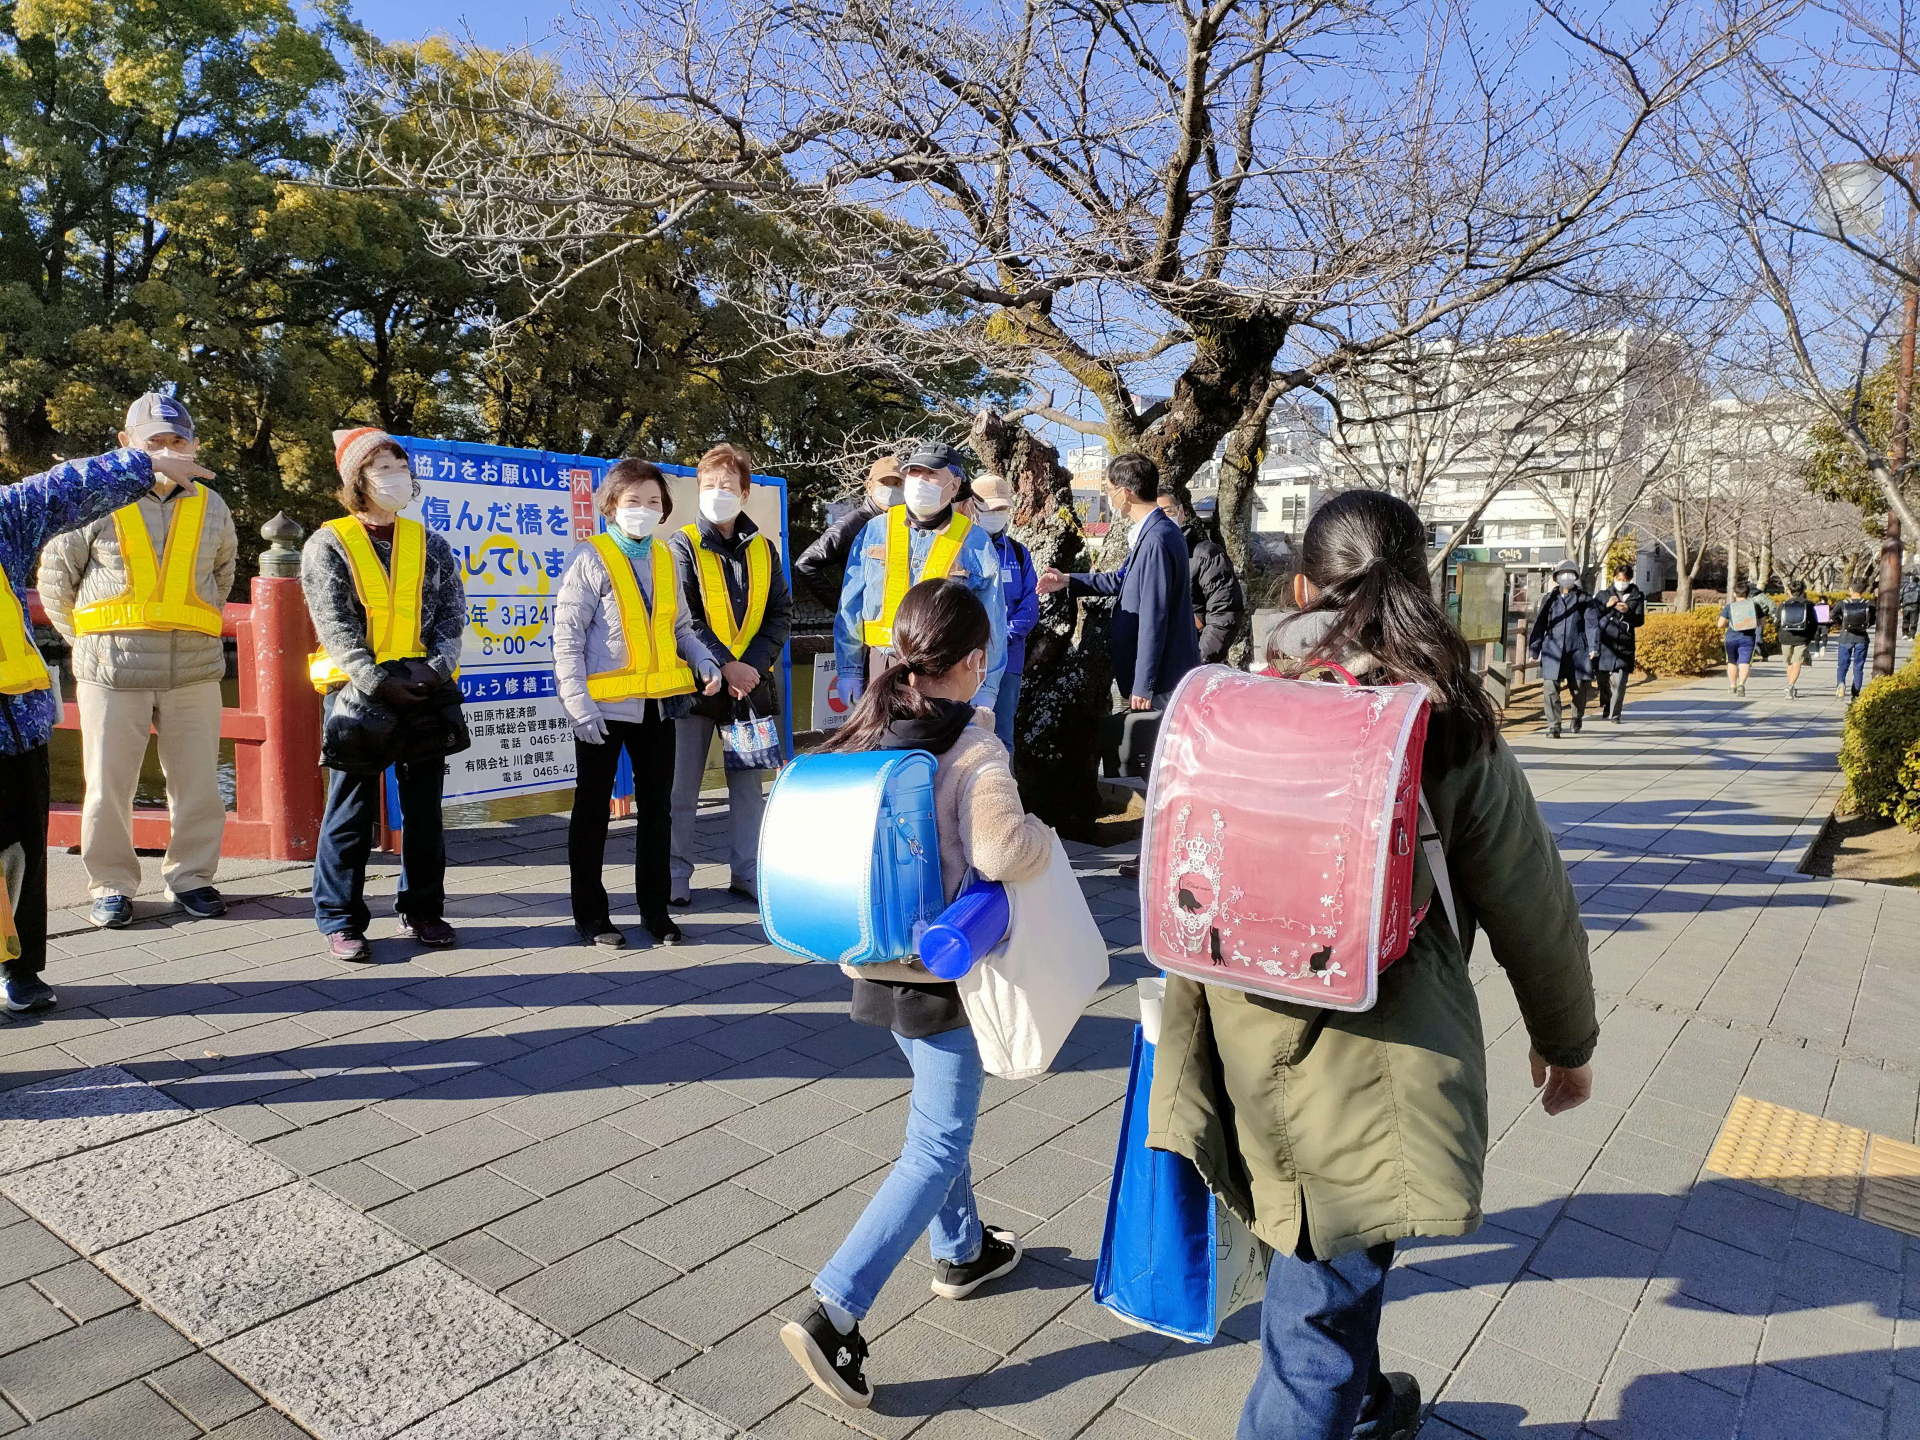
[1704,1094,1920,1237]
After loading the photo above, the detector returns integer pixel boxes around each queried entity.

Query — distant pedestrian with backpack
[779,578,1055,1411]
[1528,559,1599,738]
[1834,581,1875,703]
[1718,580,1761,695]
[1593,563,1644,724]
[1777,581,1819,699]
[1149,490,1596,1440]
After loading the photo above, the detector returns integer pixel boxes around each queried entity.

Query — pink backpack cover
[1139,665,1437,1012]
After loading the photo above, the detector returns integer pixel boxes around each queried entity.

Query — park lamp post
[1816,159,1914,677]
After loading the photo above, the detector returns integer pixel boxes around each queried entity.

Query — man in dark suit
[1039,454,1199,876]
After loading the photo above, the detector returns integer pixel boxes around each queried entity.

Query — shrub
[1840,662,1920,828]
[1636,611,1724,677]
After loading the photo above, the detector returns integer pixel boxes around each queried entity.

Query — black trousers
[0,745,49,976]
[570,711,675,933]
[1595,669,1627,720]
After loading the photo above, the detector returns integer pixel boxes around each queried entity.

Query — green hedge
[1637,611,1724,677]
[1839,662,1920,830]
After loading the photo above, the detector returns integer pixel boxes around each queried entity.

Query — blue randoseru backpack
[758,749,945,964]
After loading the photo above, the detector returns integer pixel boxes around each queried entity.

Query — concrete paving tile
[260,1107,418,1174]
[620,1181,788,1271]
[1478,1163,1570,1237]
[366,1112,536,1190]
[0,1304,194,1420]
[628,1243,812,1348]
[914,1257,1084,1359]
[1050,1103,1125,1167]
[390,1342,729,1440]
[0,1219,84,1286]
[1379,1267,1500,1371]
[30,1259,131,1321]
[1791,1199,1907,1272]
[484,1173,660,1264]
[493,1085,643,1140]
[371,1168,542,1250]
[735,1133,887,1213]
[617,1126,771,1204]
[312,1158,410,1210]
[21,1379,200,1440]
[1399,1224,1537,1292]
[973,1146,1109,1223]
[0,1280,72,1356]
[1772,1237,1901,1327]
[433,1230,542,1291]
[204,1408,310,1439]
[1432,1336,1594,1440]
[214,1256,555,1440]
[101,1181,415,1342]
[0,1065,188,1174]
[1055,1290,1175,1359]
[603,1082,750,1148]
[486,1120,651,1197]
[806,1315,1003,1440]
[1016,1190,1109,1282]
[577,1311,698,1381]
[4,1118,292,1254]
[958,1316,1150,1438]
[1759,1302,1894,1406]
[1589,1349,1742,1440]
[756,1397,889,1440]
[1737,1362,1884,1440]
[146,1354,263,1430]
[500,1237,676,1335]
[1109,1335,1257,1440]
[1483,1275,1632,1383]
[1526,1217,1660,1310]
[719,1088,863,1154]
[661,1313,808,1429]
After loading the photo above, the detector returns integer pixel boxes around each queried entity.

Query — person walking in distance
[554,461,724,948]
[794,457,904,611]
[834,441,1004,712]
[1834,581,1875,703]
[1528,560,1599,739]
[1592,564,1644,724]
[966,472,1038,757]
[667,444,791,907]
[38,394,237,928]
[2,443,212,1011]
[1157,488,1245,666]
[779,579,1054,1411]
[1777,581,1819,699]
[1718,580,1761,696]
[303,427,467,962]
[1153,490,1596,1440]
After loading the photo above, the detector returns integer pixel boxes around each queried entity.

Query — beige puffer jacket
[841,718,1056,986]
[38,481,237,691]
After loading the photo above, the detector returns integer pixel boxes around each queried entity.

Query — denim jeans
[1237,1237,1397,1440]
[312,745,446,936]
[1837,639,1868,692]
[814,1028,985,1319]
[992,671,1024,752]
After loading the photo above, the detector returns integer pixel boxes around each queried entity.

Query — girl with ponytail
[782,579,1054,1412]
[1158,490,1598,1439]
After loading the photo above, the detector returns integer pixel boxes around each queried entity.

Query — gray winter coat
[552,537,722,727]
[38,481,237,690]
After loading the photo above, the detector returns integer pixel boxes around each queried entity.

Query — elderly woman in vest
[667,442,792,906]
[302,427,467,963]
[555,460,723,948]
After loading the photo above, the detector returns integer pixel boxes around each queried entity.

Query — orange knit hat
[332,426,397,485]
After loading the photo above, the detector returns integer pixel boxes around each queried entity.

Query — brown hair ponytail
[821,579,992,753]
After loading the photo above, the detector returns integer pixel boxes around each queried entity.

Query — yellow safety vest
[586,534,695,701]
[681,524,771,659]
[861,506,974,648]
[309,516,430,692]
[0,581,51,696]
[71,486,224,637]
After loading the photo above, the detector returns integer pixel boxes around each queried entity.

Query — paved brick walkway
[0,655,1914,1439]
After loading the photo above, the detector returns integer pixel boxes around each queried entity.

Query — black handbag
[321,663,469,774]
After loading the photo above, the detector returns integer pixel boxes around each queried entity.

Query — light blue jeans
[814,1028,985,1320]
[993,671,1024,753]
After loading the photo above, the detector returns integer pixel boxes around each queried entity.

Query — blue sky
[356,0,566,50]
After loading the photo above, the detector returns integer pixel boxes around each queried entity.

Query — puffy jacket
[1530,585,1600,680]
[552,536,722,728]
[1593,585,1644,672]
[38,481,237,691]
[794,497,881,611]
[991,531,1040,675]
[669,514,792,723]
[1147,626,1595,1262]
[1183,522,1245,666]
[1,450,155,754]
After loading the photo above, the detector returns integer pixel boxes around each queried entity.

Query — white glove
[573,713,609,745]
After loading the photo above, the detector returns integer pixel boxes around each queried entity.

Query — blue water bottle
[918,877,1011,980]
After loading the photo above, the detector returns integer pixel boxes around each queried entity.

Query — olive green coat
[1145,732,1596,1262]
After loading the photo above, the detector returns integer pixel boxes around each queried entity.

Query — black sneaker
[930,1225,1023,1299]
[779,1303,871,1410]
[1571,715,1583,733]
[1547,724,1562,739]
[642,919,684,947]
[2,971,57,1014]
[168,887,226,918]
[1364,1371,1422,1439]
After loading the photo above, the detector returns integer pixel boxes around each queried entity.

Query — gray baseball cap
[124,392,194,445]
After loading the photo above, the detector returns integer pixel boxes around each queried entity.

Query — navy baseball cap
[902,440,967,476]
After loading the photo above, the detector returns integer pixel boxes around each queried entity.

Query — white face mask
[873,485,905,510]
[365,462,414,512]
[1613,579,1629,592]
[975,508,1010,535]
[699,489,743,525]
[614,506,662,539]
[904,476,950,517]
[1557,575,1575,590]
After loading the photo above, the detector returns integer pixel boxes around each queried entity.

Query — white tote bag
[959,835,1109,1079]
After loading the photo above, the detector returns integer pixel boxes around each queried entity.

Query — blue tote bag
[1093,1017,1269,1343]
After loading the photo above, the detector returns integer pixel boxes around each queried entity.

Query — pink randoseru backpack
[1139,664,1455,1012]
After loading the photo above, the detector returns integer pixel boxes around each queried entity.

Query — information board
[389,436,789,805]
